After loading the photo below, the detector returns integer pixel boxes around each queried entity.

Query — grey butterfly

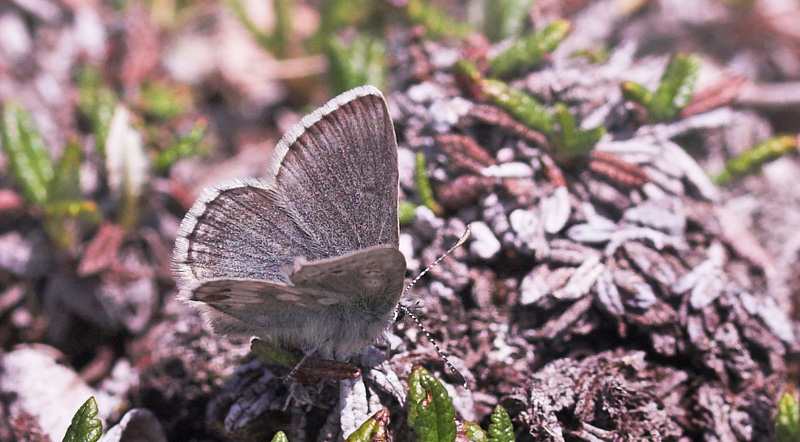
[173,86,406,359]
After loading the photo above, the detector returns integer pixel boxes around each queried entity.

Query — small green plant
[272,409,390,441]
[345,408,390,441]
[487,405,515,442]
[314,0,379,51]
[399,200,418,225]
[408,365,457,441]
[571,46,610,64]
[488,20,571,78]
[406,0,472,39]
[271,431,289,442]
[255,365,514,441]
[76,65,116,158]
[153,120,208,172]
[62,397,102,442]
[553,103,606,162]
[140,81,193,121]
[621,52,701,122]
[0,104,101,247]
[455,61,607,161]
[713,135,798,185]
[463,420,489,442]
[250,337,304,368]
[408,366,516,442]
[325,34,387,95]
[228,0,293,57]
[415,152,444,216]
[482,0,536,42]
[456,60,555,135]
[1,105,55,206]
[777,390,800,442]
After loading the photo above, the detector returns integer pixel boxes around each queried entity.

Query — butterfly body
[173,86,405,359]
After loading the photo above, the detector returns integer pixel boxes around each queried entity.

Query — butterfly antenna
[400,225,471,388]
[398,304,467,388]
[402,225,471,299]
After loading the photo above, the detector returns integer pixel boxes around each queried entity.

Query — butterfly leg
[286,352,312,380]
[286,338,330,381]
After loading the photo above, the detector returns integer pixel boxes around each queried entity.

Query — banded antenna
[398,225,471,388]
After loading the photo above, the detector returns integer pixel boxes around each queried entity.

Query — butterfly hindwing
[189,278,333,337]
[289,245,407,313]
[188,270,402,355]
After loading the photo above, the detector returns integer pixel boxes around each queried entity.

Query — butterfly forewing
[174,180,313,284]
[266,87,399,257]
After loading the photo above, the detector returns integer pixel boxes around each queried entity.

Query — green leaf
[43,199,101,221]
[227,0,268,47]
[42,199,102,249]
[76,65,116,158]
[398,200,417,225]
[140,82,191,121]
[650,53,700,121]
[554,103,605,161]
[713,135,799,185]
[229,0,292,56]
[321,0,375,30]
[250,338,303,368]
[455,60,556,135]
[324,33,386,95]
[488,405,515,442]
[270,431,289,442]
[554,103,577,153]
[620,81,652,107]
[45,140,101,249]
[408,366,457,442]
[345,408,390,441]
[463,420,488,442]
[777,392,800,442]
[483,0,536,42]
[1,103,55,206]
[62,397,102,442]
[312,0,378,52]
[271,0,293,58]
[414,152,443,216]
[572,125,606,155]
[481,79,555,135]
[49,140,83,202]
[621,53,701,122]
[227,0,278,57]
[571,47,610,64]
[1,110,102,249]
[488,20,571,78]
[154,120,207,171]
[407,0,471,39]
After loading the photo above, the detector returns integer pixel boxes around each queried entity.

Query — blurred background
[1,0,799,441]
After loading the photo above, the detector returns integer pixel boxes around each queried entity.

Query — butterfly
[173,86,406,360]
